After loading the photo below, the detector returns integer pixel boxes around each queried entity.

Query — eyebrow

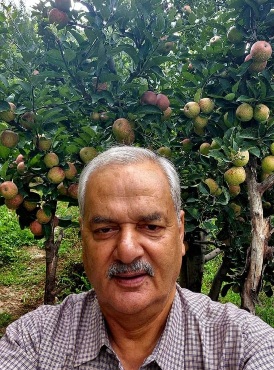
[90,212,163,224]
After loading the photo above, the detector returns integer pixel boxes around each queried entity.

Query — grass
[202,253,274,327]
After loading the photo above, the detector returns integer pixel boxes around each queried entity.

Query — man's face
[80,160,185,318]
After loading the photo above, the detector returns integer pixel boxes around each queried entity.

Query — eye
[146,224,159,231]
[96,227,112,233]
[92,226,119,239]
[138,224,163,233]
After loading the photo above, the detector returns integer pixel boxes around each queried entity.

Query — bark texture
[241,163,271,314]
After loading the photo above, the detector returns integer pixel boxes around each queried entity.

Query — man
[0,145,274,369]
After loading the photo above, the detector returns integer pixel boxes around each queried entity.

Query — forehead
[85,161,171,200]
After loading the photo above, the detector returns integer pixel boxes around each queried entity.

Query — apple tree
[0,0,274,314]
[170,0,274,314]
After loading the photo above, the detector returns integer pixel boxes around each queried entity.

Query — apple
[199,98,214,114]
[79,147,98,163]
[36,208,52,224]
[64,162,77,180]
[23,199,38,212]
[224,166,246,185]
[199,142,211,155]
[156,94,170,111]
[204,178,222,196]
[157,146,172,158]
[181,138,193,152]
[244,53,268,73]
[5,193,24,210]
[231,150,249,167]
[253,103,270,122]
[229,202,241,217]
[29,220,44,237]
[17,161,26,174]
[47,167,66,184]
[250,41,272,62]
[0,102,16,122]
[162,107,172,121]
[228,185,241,197]
[23,200,38,211]
[57,182,68,195]
[38,137,52,151]
[193,126,205,136]
[32,69,39,75]
[235,103,253,122]
[209,35,222,46]
[0,181,18,199]
[44,152,59,168]
[183,101,200,118]
[261,155,274,173]
[183,5,192,13]
[0,129,19,148]
[68,183,79,199]
[193,115,208,129]
[158,41,174,55]
[91,112,100,121]
[15,154,24,164]
[112,118,135,145]
[48,8,69,28]
[140,91,157,105]
[210,140,220,149]
[20,111,36,130]
[249,61,267,73]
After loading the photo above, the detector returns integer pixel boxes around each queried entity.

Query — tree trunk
[241,163,270,314]
[44,218,63,305]
[208,253,230,301]
[179,229,206,292]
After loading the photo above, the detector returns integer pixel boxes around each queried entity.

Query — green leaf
[194,88,202,103]
[236,95,256,103]
[0,101,10,112]
[181,71,198,83]
[0,159,10,178]
[133,105,162,115]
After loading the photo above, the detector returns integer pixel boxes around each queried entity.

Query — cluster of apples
[0,179,56,236]
[42,152,79,198]
[244,40,272,73]
[235,102,270,123]
[182,97,215,135]
[48,0,71,29]
[140,91,171,115]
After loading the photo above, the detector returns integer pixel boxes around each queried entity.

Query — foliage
[0,206,36,265]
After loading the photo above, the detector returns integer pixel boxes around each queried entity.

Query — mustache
[107,260,154,279]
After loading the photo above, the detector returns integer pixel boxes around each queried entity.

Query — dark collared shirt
[0,285,274,369]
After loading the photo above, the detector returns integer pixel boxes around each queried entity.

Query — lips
[113,272,148,287]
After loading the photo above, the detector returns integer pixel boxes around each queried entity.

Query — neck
[102,290,175,370]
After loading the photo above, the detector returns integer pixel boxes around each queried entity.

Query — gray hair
[78,146,181,221]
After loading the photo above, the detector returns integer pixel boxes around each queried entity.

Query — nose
[114,225,144,264]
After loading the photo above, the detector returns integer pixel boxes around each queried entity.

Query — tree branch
[257,173,274,195]
[204,248,222,262]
